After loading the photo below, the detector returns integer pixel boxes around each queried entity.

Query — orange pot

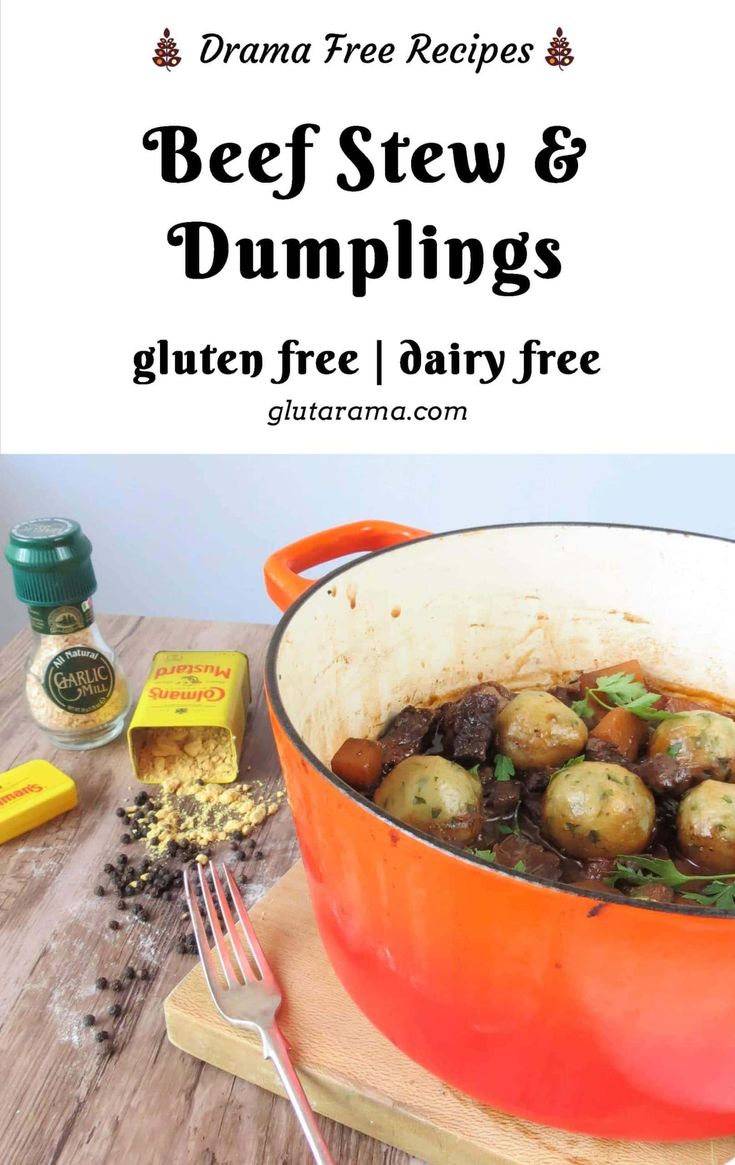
[264,521,735,1140]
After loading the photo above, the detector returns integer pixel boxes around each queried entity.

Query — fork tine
[210,864,257,983]
[197,863,240,989]
[223,865,274,985]
[184,867,229,1004]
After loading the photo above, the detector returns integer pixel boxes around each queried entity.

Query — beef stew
[331,661,735,910]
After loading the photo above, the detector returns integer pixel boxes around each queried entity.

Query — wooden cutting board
[164,863,735,1165]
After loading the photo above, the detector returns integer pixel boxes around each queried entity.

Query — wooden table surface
[0,614,424,1165]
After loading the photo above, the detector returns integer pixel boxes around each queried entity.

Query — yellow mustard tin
[127,651,250,784]
[0,759,78,843]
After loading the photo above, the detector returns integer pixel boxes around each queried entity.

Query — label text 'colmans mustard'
[148,686,227,702]
[154,664,232,679]
[128,651,250,784]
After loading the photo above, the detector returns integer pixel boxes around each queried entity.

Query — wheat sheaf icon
[153,28,181,71]
[546,27,574,71]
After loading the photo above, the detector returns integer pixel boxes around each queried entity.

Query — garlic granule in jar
[5,518,130,750]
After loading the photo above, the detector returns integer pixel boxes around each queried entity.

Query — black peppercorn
[111,979,123,992]
[255,851,265,861]
[115,807,126,818]
[134,791,149,806]
[117,900,127,911]
[140,968,150,981]
[82,1014,96,1027]
[232,830,244,842]
[120,833,131,845]
[123,966,136,980]
[116,854,128,866]
[108,920,120,931]
[95,1030,110,1042]
[108,1003,122,1018]
[95,977,108,990]
[94,885,106,897]
[103,863,115,875]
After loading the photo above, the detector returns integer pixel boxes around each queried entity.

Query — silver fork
[184,863,335,1165]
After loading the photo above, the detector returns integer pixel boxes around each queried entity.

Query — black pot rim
[265,520,735,921]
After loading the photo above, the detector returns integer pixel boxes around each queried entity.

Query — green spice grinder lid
[5,518,97,607]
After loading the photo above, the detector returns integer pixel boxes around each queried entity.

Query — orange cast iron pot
[263,520,735,1140]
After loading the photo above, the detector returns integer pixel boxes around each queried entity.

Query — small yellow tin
[127,651,251,784]
[0,759,78,843]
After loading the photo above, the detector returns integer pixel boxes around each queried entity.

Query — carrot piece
[661,694,713,713]
[590,707,648,762]
[331,738,383,791]
[578,659,645,695]
[577,660,647,724]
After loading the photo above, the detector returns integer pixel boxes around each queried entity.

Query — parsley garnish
[682,883,735,910]
[473,849,527,876]
[572,672,680,723]
[607,855,735,910]
[494,754,515,782]
[557,755,585,771]
[474,848,496,864]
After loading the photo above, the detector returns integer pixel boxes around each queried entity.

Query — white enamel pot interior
[273,523,735,765]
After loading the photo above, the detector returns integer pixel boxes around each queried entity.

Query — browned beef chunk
[484,779,522,817]
[521,792,543,825]
[635,754,696,797]
[440,684,510,765]
[492,834,562,881]
[629,883,676,905]
[585,736,627,767]
[549,685,581,708]
[496,682,515,703]
[378,706,437,773]
[517,768,553,825]
[580,857,617,881]
[569,879,622,896]
[523,768,553,792]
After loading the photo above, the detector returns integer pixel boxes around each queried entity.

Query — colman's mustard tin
[0,759,78,843]
[128,651,250,784]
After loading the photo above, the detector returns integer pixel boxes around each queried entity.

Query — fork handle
[262,1024,336,1165]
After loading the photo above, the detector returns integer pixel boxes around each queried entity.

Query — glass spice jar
[5,518,130,750]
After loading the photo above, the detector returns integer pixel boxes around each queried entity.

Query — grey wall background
[1,455,733,644]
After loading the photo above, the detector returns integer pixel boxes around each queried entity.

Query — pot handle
[264,520,429,611]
